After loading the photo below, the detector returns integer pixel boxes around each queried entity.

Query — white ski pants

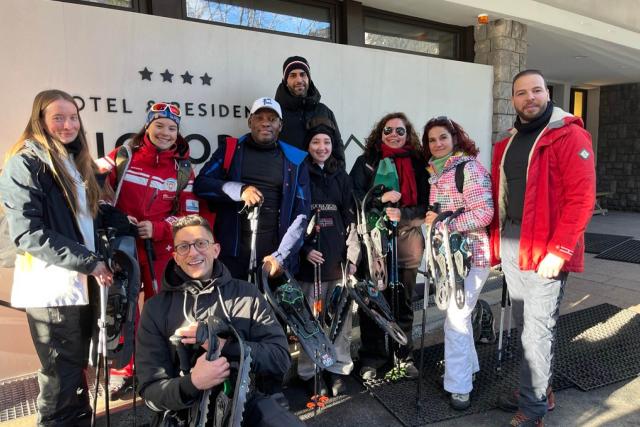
[443,267,490,394]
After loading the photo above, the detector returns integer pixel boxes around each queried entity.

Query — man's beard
[517,100,548,122]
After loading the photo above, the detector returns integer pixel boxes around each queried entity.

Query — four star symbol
[138,67,212,86]
[160,69,174,82]
[200,73,212,86]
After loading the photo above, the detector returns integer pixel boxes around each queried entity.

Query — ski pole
[416,203,439,410]
[496,272,508,373]
[247,205,260,285]
[143,239,158,295]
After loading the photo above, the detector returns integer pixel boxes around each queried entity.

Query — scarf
[514,101,554,134]
[430,152,452,174]
[380,144,417,207]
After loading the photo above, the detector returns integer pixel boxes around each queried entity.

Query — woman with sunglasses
[349,112,428,380]
[0,89,113,425]
[423,116,493,410]
[97,102,199,398]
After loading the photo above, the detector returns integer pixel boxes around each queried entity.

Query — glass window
[364,15,459,59]
[570,88,588,124]
[81,0,132,7]
[186,0,332,40]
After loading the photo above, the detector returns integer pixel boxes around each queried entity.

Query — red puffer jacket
[489,107,596,272]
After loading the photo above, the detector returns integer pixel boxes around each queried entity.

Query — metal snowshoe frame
[92,228,141,427]
[355,184,389,291]
[351,184,407,346]
[429,208,471,310]
[260,263,337,370]
[496,271,513,373]
[170,315,252,427]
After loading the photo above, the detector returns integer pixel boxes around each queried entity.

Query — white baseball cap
[250,97,282,119]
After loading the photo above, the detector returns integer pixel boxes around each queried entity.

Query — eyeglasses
[150,102,182,117]
[383,126,406,136]
[174,239,214,256]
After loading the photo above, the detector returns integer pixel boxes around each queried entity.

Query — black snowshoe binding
[348,275,407,346]
[428,208,472,310]
[169,315,252,427]
[260,264,337,370]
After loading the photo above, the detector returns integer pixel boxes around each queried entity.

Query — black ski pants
[358,267,417,367]
[26,305,93,427]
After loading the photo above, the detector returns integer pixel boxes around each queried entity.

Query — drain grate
[584,232,632,254]
[0,375,39,422]
[0,368,108,422]
[595,239,640,264]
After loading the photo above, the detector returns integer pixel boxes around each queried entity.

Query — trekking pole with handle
[416,203,439,410]
[247,204,260,286]
[143,239,158,295]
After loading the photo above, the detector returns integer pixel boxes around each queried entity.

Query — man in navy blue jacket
[194,97,311,279]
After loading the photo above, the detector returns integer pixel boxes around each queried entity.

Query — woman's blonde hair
[8,89,100,217]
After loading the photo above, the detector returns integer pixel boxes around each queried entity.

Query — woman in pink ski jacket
[422,116,493,411]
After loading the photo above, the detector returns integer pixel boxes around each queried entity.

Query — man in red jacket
[489,69,595,427]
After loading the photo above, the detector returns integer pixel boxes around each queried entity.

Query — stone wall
[597,83,640,212]
[474,19,528,140]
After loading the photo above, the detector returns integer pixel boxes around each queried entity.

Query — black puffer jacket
[298,161,359,282]
[136,259,290,417]
[274,81,345,164]
[349,153,429,269]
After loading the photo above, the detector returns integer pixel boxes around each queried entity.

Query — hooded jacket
[489,107,596,272]
[194,135,311,272]
[0,139,99,307]
[275,81,345,164]
[427,153,493,268]
[350,152,429,269]
[136,258,290,416]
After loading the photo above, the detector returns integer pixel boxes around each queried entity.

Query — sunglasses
[427,116,453,127]
[174,238,214,256]
[150,102,182,117]
[383,126,406,136]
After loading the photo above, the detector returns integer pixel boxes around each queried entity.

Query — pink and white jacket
[427,153,494,268]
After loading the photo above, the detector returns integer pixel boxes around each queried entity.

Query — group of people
[0,55,595,427]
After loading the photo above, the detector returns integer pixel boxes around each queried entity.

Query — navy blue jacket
[194,134,311,272]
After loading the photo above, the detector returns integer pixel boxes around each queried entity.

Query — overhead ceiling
[359,0,640,86]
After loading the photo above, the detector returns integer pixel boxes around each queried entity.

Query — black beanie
[282,56,310,80]
[304,123,336,149]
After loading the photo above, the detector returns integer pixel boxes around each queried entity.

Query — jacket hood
[162,257,232,295]
[274,80,321,111]
[496,106,584,141]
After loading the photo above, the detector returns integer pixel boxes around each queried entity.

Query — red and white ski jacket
[489,107,596,272]
[97,135,199,259]
[428,153,493,268]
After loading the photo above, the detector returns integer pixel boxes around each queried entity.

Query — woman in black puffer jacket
[296,121,359,398]
[349,112,429,381]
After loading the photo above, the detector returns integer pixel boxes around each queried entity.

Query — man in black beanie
[274,55,345,165]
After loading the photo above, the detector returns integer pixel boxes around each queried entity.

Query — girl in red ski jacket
[96,103,199,391]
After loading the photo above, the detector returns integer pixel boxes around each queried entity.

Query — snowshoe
[260,264,337,370]
[346,276,407,346]
[429,211,453,310]
[95,233,141,370]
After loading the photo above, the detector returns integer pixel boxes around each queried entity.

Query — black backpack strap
[455,160,472,194]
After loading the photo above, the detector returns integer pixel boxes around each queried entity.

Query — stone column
[474,19,528,141]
